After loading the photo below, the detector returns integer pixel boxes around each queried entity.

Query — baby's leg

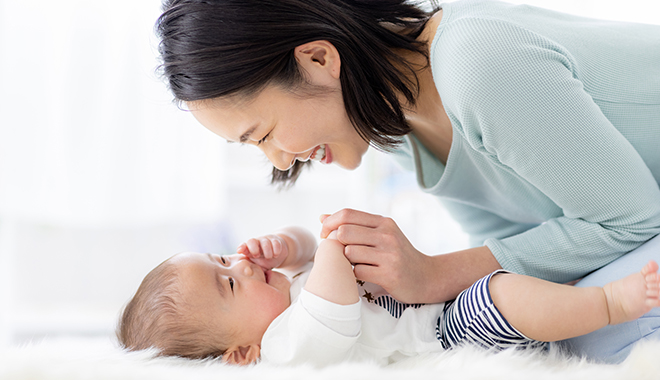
[489,261,660,342]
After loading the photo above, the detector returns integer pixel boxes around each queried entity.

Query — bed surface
[2,337,659,380]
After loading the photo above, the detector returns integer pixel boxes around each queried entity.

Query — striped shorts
[436,270,547,351]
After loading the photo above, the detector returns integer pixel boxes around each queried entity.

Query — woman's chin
[336,152,367,170]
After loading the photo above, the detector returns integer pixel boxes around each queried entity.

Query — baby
[117,226,660,366]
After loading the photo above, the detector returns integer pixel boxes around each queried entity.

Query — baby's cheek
[263,293,289,321]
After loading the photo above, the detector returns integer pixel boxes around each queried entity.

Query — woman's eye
[257,132,270,145]
[229,277,234,292]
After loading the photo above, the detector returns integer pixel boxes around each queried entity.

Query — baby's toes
[642,260,659,276]
[646,272,660,288]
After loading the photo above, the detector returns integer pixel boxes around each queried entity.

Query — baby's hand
[236,234,289,270]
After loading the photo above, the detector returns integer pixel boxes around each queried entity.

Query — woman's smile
[309,144,327,163]
[188,85,367,171]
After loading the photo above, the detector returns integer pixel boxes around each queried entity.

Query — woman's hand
[322,209,503,303]
[320,208,436,303]
[237,234,289,270]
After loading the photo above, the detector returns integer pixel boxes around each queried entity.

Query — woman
[155,0,660,362]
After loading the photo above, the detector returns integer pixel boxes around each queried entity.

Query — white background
[0,0,657,346]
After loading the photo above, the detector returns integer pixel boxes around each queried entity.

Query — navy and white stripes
[436,270,546,351]
[374,295,423,318]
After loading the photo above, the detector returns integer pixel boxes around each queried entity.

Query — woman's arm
[434,18,660,282]
[321,209,501,303]
[333,20,660,303]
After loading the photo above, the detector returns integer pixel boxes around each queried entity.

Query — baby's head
[117,252,292,364]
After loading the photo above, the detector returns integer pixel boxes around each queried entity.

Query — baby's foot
[603,260,660,325]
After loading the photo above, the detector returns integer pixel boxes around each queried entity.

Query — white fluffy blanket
[2,337,659,380]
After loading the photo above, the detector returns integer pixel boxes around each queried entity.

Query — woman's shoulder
[432,2,547,61]
[431,0,578,65]
[429,3,569,102]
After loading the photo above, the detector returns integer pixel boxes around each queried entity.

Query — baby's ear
[221,344,261,365]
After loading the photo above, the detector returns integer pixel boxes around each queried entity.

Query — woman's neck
[400,10,453,165]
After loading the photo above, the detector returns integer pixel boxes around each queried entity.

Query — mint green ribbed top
[392,0,660,282]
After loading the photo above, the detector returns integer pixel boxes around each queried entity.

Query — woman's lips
[310,144,325,162]
[322,144,332,164]
[310,144,331,164]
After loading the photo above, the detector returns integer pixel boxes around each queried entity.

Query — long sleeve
[260,289,361,367]
[429,4,660,281]
[440,199,538,248]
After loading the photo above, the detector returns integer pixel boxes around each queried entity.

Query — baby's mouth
[310,144,326,162]
[264,269,271,284]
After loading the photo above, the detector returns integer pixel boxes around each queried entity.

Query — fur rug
[2,337,659,380]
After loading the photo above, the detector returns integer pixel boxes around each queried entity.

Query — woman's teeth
[310,144,326,162]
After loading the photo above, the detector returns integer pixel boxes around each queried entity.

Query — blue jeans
[552,233,660,363]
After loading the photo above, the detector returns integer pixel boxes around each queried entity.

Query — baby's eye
[220,256,227,265]
[229,277,234,292]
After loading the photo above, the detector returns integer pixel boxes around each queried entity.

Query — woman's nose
[260,144,295,171]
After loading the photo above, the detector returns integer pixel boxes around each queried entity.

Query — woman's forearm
[322,208,503,304]
[408,245,501,303]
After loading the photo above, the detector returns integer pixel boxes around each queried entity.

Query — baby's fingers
[260,238,274,259]
[271,238,283,257]
[236,242,249,256]
[245,238,264,258]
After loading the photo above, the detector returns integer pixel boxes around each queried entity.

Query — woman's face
[188,85,370,171]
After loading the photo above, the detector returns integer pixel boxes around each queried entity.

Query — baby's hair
[156,0,439,187]
[117,258,230,359]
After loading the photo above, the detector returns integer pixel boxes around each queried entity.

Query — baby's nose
[242,264,254,277]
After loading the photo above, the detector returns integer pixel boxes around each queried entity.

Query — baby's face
[169,252,292,347]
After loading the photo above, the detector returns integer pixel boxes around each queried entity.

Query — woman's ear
[221,344,261,365]
[294,40,341,81]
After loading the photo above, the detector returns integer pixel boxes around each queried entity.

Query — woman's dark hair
[156,0,437,187]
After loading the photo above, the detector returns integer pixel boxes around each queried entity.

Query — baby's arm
[304,236,359,305]
[489,261,660,342]
[259,235,360,367]
[273,226,317,271]
[238,226,317,272]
